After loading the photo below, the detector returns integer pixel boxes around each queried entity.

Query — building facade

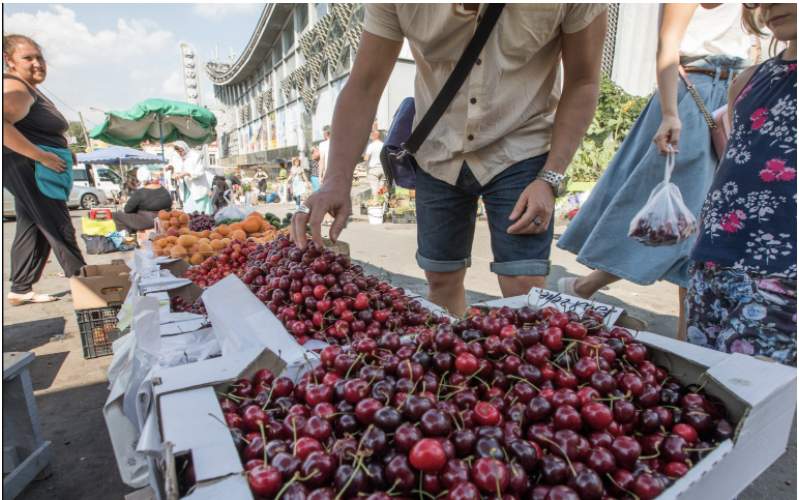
[204,3,416,169]
[205,4,659,169]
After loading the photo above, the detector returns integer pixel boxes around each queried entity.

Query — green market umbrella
[89,99,218,160]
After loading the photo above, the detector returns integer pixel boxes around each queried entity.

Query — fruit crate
[391,210,417,224]
[75,305,124,359]
[359,206,368,215]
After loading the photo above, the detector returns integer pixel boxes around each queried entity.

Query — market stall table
[3,352,53,499]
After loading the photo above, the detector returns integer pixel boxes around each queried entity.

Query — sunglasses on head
[743,3,760,9]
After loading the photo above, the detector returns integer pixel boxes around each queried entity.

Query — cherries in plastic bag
[628,146,697,247]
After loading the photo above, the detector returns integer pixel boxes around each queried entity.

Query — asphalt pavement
[2,204,795,499]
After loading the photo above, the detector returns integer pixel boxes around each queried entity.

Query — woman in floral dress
[686,3,796,366]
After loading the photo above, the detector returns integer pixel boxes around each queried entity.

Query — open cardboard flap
[70,263,133,309]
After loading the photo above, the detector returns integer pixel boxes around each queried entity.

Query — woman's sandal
[8,292,60,306]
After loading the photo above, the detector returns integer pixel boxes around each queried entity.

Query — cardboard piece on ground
[70,263,133,310]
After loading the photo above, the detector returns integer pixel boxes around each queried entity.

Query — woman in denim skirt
[557,4,753,339]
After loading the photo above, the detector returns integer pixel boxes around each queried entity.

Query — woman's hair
[741,8,785,58]
[3,34,42,60]
[293,157,301,167]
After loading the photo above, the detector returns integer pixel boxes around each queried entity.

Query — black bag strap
[398,4,505,158]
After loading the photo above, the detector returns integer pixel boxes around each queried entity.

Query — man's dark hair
[323,125,331,137]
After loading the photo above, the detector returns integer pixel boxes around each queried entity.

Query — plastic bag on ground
[628,146,697,247]
[213,203,259,223]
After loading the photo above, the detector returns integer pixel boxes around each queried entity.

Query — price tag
[525,287,624,328]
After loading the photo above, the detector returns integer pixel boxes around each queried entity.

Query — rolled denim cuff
[490,259,551,277]
[416,251,471,273]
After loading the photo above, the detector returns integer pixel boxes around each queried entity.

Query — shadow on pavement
[15,380,135,500]
[3,317,67,352]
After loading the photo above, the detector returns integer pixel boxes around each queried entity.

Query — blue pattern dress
[686,54,797,365]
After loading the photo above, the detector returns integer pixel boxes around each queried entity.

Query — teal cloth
[34,145,73,201]
[182,192,212,214]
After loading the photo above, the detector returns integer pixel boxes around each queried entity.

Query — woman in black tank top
[3,34,86,305]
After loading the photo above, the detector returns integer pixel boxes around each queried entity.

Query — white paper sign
[525,287,624,328]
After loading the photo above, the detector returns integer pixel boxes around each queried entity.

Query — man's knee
[425,269,466,291]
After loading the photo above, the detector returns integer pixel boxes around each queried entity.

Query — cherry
[440,459,473,489]
[386,454,418,494]
[395,422,424,453]
[452,429,477,457]
[566,468,603,500]
[248,465,282,497]
[333,463,368,499]
[633,473,665,500]
[553,406,582,432]
[715,419,735,442]
[672,423,698,445]
[447,482,481,500]
[610,436,641,470]
[538,454,570,485]
[410,438,448,471]
[581,402,613,431]
[420,409,453,437]
[474,402,501,426]
[372,406,402,432]
[472,458,509,493]
[300,451,337,488]
[664,461,690,478]
[585,447,616,474]
[360,426,389,456]
[355,398,384,425]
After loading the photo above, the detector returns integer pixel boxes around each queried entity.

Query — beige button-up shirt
[365,3,607,186]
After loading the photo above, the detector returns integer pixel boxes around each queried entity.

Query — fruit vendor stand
[95,233,796,500]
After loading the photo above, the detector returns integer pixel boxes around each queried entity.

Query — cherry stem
[540,436,576,477]
[507,375,540,391]
[218,391,243,402]
[490,453,502,498]
[437,371,449,401]
[334,457,364,500]
[274,472,302,500]
[260,421,268,464]
[345,354,364,380]
[606,473,640,500]
[207,413,248,442]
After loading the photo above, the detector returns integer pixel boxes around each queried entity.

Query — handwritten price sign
[478,288,624,328]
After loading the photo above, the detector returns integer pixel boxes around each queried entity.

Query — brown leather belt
[683,66,733,80]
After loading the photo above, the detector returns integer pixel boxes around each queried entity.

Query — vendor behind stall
[111,167,172,235]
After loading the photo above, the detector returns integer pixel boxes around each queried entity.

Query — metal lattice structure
[601,4,620,78]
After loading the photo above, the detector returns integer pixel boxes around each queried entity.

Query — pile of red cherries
[217,302,735,500]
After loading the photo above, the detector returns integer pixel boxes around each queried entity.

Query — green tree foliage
[566,74,652,182]
[67,121,87,154]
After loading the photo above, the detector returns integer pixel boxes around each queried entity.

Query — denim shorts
[415,153,553,276]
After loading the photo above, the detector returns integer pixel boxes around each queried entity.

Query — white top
[679,4,751,59]
[365,140,384,169]
[163,168,173,190]
[173,151,209,200]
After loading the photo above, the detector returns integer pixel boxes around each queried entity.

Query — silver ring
[533,218,542,226]
[297,204,311,214]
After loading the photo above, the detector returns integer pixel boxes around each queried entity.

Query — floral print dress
[686,55,797,365]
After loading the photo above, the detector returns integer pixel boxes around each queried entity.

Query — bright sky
[3,3,262,129]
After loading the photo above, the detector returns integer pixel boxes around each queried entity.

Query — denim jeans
[415,153,552,276]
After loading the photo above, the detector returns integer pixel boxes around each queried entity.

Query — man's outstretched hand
[290,181,353,250]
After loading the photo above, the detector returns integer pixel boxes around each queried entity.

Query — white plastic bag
[628,146,697,247]
[213,204,260,222]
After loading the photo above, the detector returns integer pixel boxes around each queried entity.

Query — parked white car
[73,163,121,201]
[3,185,108,218]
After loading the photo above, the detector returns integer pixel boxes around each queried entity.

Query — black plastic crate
[360,206,368,215]
[392,211,417,224]
[76,306,124,359]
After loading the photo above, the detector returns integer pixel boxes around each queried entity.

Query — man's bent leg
[426,269,468,317]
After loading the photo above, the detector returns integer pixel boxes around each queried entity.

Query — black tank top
[3,73,69,154]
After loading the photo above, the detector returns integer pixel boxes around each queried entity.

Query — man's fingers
[508,193,528,222]
[329,208,349,243]
[292,211,311,250]
[508,205,536,234]
[307,204,326,249]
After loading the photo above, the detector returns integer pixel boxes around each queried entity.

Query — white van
[74,163,121,201]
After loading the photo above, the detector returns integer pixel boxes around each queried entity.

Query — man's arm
[291,31,403,249]
[508,10,607,234]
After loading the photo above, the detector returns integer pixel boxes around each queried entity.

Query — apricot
[209,232,223,240]
[170,210,181,218]
[190,253,204,265]
[232,230,247,241]
[157,210,171,221]
[171,245,187,257]
[178,213,190,223]
[242,217,261,233]
[178,228,191,236]
[166,235,178,243]
[178,235,198,248]
[210,240,225,251]
[216,224,230,236]
[221,238,231,246]
[200,230,211,239]
[167,228,179,237]
[247,211,264,220]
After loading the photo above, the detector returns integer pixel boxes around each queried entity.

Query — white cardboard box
[473,295,797,500]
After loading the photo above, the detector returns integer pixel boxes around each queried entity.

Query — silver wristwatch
[536,169,570,198]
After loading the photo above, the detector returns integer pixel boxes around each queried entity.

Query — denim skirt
[557,55,750,288]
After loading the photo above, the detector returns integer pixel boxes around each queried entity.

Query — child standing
[686,4,797,365]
